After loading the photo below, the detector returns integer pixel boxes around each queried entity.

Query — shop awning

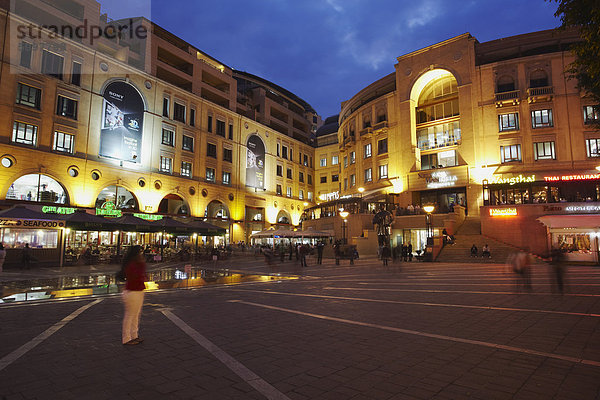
[151,216,193,234]
[537,214,600,229]
[0,205,58,220]
[251,227,300,239]
[112,214,160,232]
[182,219,226,236]
[59,210,117,230]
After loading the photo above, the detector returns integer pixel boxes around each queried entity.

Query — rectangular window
[320,176,327,184]
[282,146,288,159]
[378,138,388,154]
[310,157,313,168]
[181,161,192,177]
[41,50,63,80]
[299,172,304,182]
[162,97,170,118]
[499,113,519,132]
[222,171,231,185]
[534,141,556,160]
[344,156,348,168]
[303,154,308,166]
[332,155,339,165]
[182,135,194,152]
[308,191,313,201]
[287,168,293,179]
[350,174,356,187]
[276,165,283,177]
[332,174,339,182]
[19,42,32,68]
[207,115,213,133]
[286,187,292,197]
[162,127,175,146]
[531,109,553,129]
[364,143,372,158]
[364,168,372,182]
[379,164,388,179]
[53,131,74,153]
[216,119,226,136]
[421,150,457,170]
[189,108,196,127]
[320,157,327,167]
[16,83,41,109]
[71,62,82,86]
[500,144,522,163]
[56,96,78,119]
[350,151,355,164]
[206,168,216,182]
[277,143,281,157]
[584,106,600,125]
[160,156,172,173]
[308,175,312,185]
[585,138,600,158]
[289,148,293,162]
[173,103,186,123]
[299,190,304,200]
[223,148,232,162]
[12,121,38,146]
[228,123,233,140]
[276,184,282,196]
[344,178,348,190]
[207,143,217,158]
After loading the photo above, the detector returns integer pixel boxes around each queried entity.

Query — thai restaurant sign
[489,208,518,217]
[544,173,600,182]
[490,174,536,185]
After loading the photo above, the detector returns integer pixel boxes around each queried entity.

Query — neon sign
[41,206,76,215]
[544,174,600,182]
[565,205,600,212]
[491,174,536,185]
[96,201,122,217]
[426,171,457,189]
[318,191,340,201]
[133,213,163,221]
[489,208,517,216]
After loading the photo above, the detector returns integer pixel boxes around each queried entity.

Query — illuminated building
[0,0,319,249]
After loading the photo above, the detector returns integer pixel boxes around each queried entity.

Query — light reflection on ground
[0,267,298,303]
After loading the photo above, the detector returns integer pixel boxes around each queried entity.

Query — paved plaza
[1,257,600,399]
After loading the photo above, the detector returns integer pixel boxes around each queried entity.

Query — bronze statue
[372,206,393,247]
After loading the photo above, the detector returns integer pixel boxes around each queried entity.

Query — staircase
[436,216,518,263]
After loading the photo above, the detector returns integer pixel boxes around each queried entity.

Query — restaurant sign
[42,206,76,215]
[96,201,123,218]
[490,174,536,185]
[489,208,518,216]
[544,174,600,182]
[426,171,458,189]
[0,218,65,228]
[318,191,340,201]
[133,213,163,221]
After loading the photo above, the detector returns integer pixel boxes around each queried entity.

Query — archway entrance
[158,194,189,215]
[205,200,230,246]
[276,210,291,225]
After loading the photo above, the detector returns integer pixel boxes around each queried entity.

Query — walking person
[402,243,408,262]
[316,241,324,265]
[0,243,5,273]
[513,249,532,292]
[299,244,308,267]
[381,245,391,266]
[22,243,32,270]
[550,248,566,294]
[407,242,413,262]
[121,245,147,345]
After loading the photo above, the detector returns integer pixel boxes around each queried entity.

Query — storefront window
[0,228,58,248]
[6,174,68,203]
[554,233,591,254]
[95,185,138,210]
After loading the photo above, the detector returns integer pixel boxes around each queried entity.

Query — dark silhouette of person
[317,242,324,265]
[22,243,32,270]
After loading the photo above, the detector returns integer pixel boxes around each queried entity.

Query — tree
[550,0,600,111]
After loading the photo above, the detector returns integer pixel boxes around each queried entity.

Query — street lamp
[358,187,365,213]
[339,209,350,244]
[423,205,435,239]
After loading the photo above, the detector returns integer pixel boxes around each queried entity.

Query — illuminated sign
[0,219,65,228]
[96,201,122,218]
[41,206,76,215]
[426,171,457,189]
[565,205,600,212]
[133,213,163,221]
[491,174,536,185]
[489,208,517,216]
[318,191,340,201]
[246,135,265,190]
[544,174,600,182]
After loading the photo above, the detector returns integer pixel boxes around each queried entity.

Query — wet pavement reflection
[0,266,298,303]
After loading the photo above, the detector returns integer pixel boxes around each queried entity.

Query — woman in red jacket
[121,245,147,345]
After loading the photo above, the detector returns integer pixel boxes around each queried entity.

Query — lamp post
[339,209,349,244]
[423,205,435,240]
[358,187,365,213]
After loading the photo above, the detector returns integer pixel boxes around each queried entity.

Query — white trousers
[122,290,144,343]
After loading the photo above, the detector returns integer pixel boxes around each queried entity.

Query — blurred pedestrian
[407,243,413,262]
[381,245,391,266]
[470,244,478,257]
[514,250,532,292]
[299,244,308,267]
[121,245,147,345]
[0,243,5,273]
[550,248,566,294]
[402,243,408,261]
[317,241,324,265]
[22,243,32,269]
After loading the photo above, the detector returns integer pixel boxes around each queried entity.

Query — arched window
[158,194,189,215]
[277,210,291,224]
[416,75,459,124]
[205,200,229,219]
[6,174,68,204]
[95,185,138,211]
[496,75,515,93]
[529,69,548,88]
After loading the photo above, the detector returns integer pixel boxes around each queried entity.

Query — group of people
[259,241,326,267]
[470,244,491,258]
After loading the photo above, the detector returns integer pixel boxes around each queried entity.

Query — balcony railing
[373,121,388,132]
[359,127,372,136]
[527,86,554,97]
[495,90,520,102]
[418,137,461,151]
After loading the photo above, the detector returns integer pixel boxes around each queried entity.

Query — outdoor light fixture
[339,209,350,244]
[358,187,365,194]
[423,205,435,214]
[423,205,435,241]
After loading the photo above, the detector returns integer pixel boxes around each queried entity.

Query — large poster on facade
[246,135,265,189]
[99,81,144,163]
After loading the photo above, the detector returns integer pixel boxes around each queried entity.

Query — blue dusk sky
[99,0,562,118]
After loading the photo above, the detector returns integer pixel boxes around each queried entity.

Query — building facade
[0,0,318,249]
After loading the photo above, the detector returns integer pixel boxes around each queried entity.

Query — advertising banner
[99,81,144,163]
[246,135,265,189]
